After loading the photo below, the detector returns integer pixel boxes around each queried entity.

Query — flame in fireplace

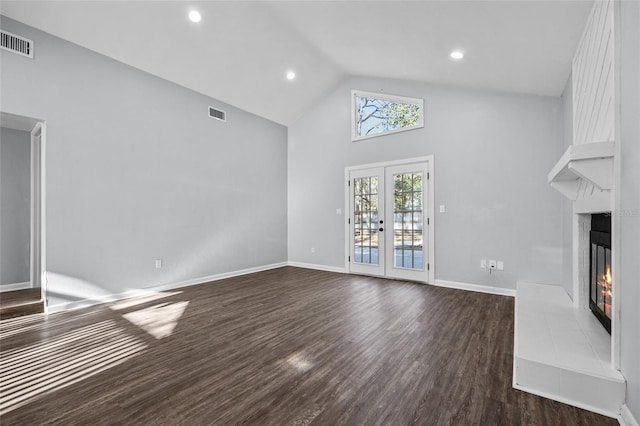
[601,266,612,318]
[602,267,612,296]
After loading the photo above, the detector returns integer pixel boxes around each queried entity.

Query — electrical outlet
[155,259,163,269]
[497,261,504,271]
[439,205,446,213]
[489,260,497,269]
[311,247,315,253]
[480,259,487,269]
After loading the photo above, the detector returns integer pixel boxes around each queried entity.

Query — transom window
[351,90,424,141]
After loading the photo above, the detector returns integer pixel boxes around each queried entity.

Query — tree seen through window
[353,91,423,140]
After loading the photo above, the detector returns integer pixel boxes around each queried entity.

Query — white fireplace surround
[512,141,625,418]
[548,140,616,312]
[512,138,626,420]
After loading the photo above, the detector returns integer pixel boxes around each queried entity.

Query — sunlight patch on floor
[284,351,314,373]
[109,291,183,311]
[122,301,189,339]
[0,320,146,415]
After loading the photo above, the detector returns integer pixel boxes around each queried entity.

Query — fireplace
[589,213,612,334]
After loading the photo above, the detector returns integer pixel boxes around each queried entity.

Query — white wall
[619,0,640,420]
[0,127,31,285]
[0,16,288,309]
[288,76,565,289]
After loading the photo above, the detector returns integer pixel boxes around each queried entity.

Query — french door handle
[379,227,384,232]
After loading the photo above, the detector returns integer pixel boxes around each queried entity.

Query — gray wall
[0,16,288,308]
[0,127,31,285]
[560,77,574,298]
[288,76,565,289]
[619,0,640,419]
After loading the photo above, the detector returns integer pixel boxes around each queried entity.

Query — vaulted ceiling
[0,1,593,125]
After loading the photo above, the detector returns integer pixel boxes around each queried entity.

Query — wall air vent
[0,30,34,59]
[208,106,226,122]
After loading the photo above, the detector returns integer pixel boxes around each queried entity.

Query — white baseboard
[0,281,32,292]
[621,404,640,426]
[46,262,288,314]
[287,261,346,274]
[433,279,516,297]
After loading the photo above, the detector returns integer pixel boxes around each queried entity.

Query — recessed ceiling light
[286,71,296,80]
[450,50,464,60]
[189,10,202,23]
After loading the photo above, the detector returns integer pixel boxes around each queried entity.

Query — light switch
[497,261,504,271]
[336,208,342,215]
[439,205,445,213]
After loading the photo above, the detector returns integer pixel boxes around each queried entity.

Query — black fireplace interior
[590,213,612,334]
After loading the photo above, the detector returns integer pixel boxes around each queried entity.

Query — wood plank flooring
[0,288,43,320]
[0,267,616,425]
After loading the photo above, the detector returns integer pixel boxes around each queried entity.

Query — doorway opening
[345,156,434,283]
[0,112,46,318]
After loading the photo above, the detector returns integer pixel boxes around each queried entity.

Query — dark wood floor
[0,267,615,425]
[0,288,43,320]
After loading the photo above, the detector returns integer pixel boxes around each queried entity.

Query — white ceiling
[0,1,593,125]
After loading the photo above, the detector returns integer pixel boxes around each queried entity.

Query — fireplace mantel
[548,141,614,213]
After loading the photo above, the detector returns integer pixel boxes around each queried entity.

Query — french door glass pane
[354,176,379,265]
[393,172,423,270]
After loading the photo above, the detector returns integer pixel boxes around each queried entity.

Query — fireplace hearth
[590,213,612,334]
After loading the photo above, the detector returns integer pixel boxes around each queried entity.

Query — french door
[348,160,432,282]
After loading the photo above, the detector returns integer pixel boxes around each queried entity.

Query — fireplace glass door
[590,230,612,334]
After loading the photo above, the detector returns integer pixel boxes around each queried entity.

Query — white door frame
[345,155,435,283]
[30,121,47,304]
[0,113,46,300]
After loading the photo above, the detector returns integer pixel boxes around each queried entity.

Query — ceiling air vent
[0,30,34,59]
[208,106,226,122]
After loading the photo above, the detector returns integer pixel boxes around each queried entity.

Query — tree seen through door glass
[354,176,379,265]
[393,173,423,269]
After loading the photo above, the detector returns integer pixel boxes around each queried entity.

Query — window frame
[351,90,425,142]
